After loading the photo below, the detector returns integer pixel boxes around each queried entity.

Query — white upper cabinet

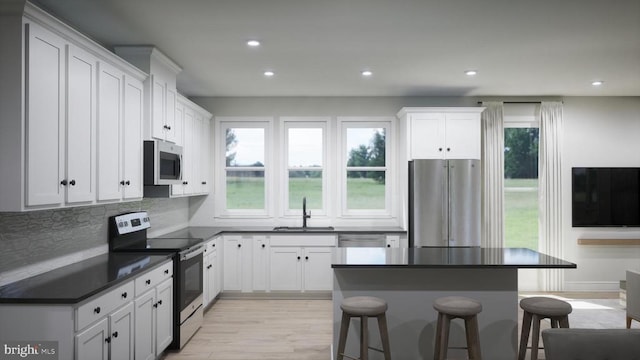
[113,46,182,143]
[122,76,145,200]
[0,4,147,211]
[25,22,66,207]
[397,107,485,160]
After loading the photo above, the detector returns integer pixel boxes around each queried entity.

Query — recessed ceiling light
[264,71,275,77]
[247,40,260,47]
[591,80,604,86]
[465,70,478,76]
[361,70,373,77]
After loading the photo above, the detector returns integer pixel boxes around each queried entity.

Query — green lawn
[504,178,538,249]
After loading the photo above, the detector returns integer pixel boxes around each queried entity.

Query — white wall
[562,97,640,291]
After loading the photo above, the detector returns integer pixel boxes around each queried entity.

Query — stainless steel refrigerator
[408,159,481,247]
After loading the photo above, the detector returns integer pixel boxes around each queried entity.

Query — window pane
[504,128,539,249]
[289,170,322,209]
[346,171,385,209]
[225,128,264,167]
[288,128,323,167]
[226,171,264,209]
[346,128,385,167]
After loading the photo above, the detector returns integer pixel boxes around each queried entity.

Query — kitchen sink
[272,226,335,232]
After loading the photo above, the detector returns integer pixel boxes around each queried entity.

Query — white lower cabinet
[268,235,335,292]
[203,236,222,308]
[76,301,134,360]
[223,235,253,292]
[134,270,174,360]
[252,236,270,291]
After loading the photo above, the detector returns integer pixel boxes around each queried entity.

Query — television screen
[572,168,640,227]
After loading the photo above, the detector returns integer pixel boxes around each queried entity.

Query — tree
[225,129,237,166]
[504,128,539,178]
[347,145,370,178]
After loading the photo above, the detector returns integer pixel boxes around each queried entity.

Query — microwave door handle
[178,154,182,180]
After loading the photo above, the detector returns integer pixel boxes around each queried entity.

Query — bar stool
[433,296,483,360]
[336,296,392,360]
[518,297,572,360]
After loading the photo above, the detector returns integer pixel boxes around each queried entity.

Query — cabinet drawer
[270,235,336,247]
[203,238,219,255]
[76,280,134,331]
[135,260,173,297]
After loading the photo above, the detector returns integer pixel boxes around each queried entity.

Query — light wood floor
[161,293,619,360]
[161,299,333,360]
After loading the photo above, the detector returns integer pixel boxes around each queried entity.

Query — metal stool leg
[336,312,350,360]
[377,313,392,360]
[518,311,532,360]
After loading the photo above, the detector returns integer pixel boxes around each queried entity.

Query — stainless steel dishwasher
[337,233,387,247]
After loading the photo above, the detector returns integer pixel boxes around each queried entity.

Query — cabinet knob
[94,306,101,314]
[261,244,265,248]
[305,256,309,260]
[105,337,111,344]
[447,147,451,152]
[120,180,125,186]
[183,181,188,185]
[153,302,158,308]
[112,331,119,338]
[69,179,76,186]
[438,148,443,152]
[297,256,301,260]
[237,244,241,248]
[387,244,391,247]
[167,126,171,130]
[125,180,130,185]
[202,181,207,185]
[60,179,68,186]
[164,269,169,274]
[146,279,151,285]
[158,300,163,306]
[121,292,127,299]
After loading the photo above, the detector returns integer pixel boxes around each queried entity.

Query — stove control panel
[114,211,151,235]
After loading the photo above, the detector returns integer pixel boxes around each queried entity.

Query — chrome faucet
[302,197,311,228]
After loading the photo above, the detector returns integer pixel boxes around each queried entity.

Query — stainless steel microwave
[144,140,183,185]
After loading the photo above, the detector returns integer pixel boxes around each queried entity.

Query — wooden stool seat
[518,297,572,360]
[336,296,391,360]
[433,296,483,360]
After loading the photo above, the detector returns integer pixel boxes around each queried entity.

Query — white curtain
[538,101,564,291]
[481,102,505,248]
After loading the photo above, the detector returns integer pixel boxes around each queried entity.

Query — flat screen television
[572,167,640,227]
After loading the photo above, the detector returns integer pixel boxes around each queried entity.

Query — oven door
[178,245,204,314]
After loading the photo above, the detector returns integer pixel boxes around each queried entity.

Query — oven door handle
[180,244,204,261]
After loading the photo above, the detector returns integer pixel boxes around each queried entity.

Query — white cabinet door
[25,22,66,207]
[269,247,302,291]
[151,74,166,140]
[444,112,481,159]
[155,278,174,354]
[171,102,185,196]
[410,113,446,159]
[66,44,96,204]
[134,290,156,360]
[223,237,244,291]
[165,87,177,143]
[252,236,269,291]
[203,252,214,307]
[191,114,202,194]
[212,244,221,298]
[200,118,211,194]
[122,76,144,200]
[75,318,109,360]
[303,247,333,291]
[109,302,134,360]
[97,62,123,201]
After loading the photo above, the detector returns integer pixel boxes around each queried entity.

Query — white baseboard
[564,281,621,292]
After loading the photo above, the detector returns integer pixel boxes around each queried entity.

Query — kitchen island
[332,247,576,360]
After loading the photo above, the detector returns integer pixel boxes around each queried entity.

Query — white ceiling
[31,0,640,97]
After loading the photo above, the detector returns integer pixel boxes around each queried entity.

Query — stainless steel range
[108,211,204,349]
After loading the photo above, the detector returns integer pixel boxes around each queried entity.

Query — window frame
[338,117,394,218]
[281,118,329,217]
[217,118,273,218]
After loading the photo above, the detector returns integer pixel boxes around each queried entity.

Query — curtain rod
[476,101,563,104]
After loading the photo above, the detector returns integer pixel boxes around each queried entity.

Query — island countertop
[332,247,576,269]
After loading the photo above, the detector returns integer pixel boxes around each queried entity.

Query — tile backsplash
[0,198,189,285]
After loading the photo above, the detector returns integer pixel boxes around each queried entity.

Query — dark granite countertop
[332,247,577,269]
[155,226,406,240]
[0,253,173,304]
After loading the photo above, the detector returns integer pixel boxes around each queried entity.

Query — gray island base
[332,247,576,360]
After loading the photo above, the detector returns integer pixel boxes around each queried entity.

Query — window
[504,105,539,249]
[340,119,391,215]
[222,122,269,213]
[285,122,326,214]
